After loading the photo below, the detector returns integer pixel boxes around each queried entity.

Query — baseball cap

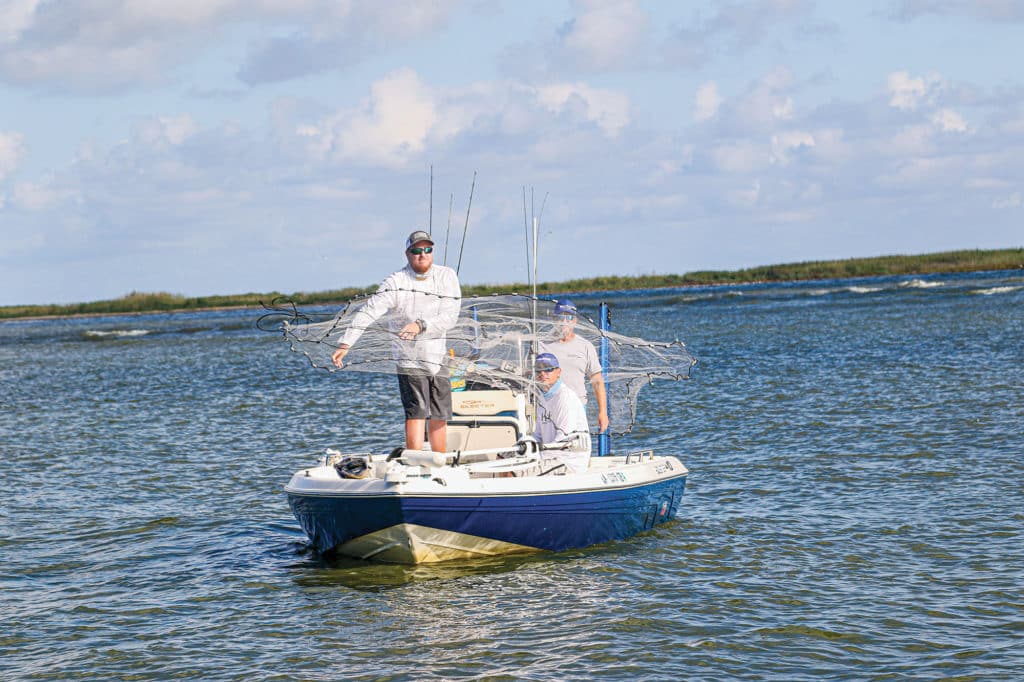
[535,352,560,370]
[406,230,434,250]
[553,299,577,315]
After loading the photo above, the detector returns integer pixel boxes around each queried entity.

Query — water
[2,270,1022,680]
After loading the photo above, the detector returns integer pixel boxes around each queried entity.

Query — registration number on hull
[654,460,674,475]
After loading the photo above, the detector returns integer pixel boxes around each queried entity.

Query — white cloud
[770,131,815,166]
[501,0,653,77]
[286,73,632,170]
[893,0,1024,22]
[297,182,366,202]
[340,70,437,167]
[694,81,723,122]
[992,192,1021,209]
[558,0,650,71]
[10,179,78,211]
[773,97,794,120]
[966,177,1012,190]
[1001,116,1024,134]
[536,82,631,136]
[810,128,851,163]
[0,0,39,44]
[312,68,439,168]
[887,123,937,156]
[138,114,200,148]
[661,0,815,67]
[737,67,796,128]
[707,0,815,45]
[0,1,459,91]
[0,130,25,182]
[237,1,458,84]
[887,70,945,111]
[711,141,764,174]
[728,179,761,207]
[179,188,254,206]
[876,157,956,188]
[931,108,969,133]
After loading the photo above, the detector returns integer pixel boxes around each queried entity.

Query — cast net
[261,292,696,435]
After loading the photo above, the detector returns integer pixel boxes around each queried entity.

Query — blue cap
[553,299,577,315]
[535,352,560,370]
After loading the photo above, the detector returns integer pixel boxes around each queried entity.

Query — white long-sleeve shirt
[340,264,461,373]
[534,378,591,474]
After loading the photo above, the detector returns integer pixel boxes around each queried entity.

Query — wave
[847,286,883,294]
[899,279,944,289]
[83,329,151,339]
[971,285,1022,296]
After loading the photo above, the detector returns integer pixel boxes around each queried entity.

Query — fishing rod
[531,189,538,320]
[529,188,548,305]
[523,187,531,288]
[455,171,476,275]
[444,192,454,266]
[525,188,539,436]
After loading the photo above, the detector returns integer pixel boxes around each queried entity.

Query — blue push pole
[598,302,610,456]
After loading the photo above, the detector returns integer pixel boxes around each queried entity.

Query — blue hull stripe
[289,475,686,554]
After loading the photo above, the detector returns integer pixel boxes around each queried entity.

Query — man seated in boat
[533,353,592,474]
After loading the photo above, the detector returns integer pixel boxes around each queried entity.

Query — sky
[1,1,1022,306]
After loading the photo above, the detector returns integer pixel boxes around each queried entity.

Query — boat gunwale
[284,470,688,499]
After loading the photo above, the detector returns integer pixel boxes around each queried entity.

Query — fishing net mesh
[264,293,696,435]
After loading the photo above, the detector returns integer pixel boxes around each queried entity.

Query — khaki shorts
[397,370,452,420]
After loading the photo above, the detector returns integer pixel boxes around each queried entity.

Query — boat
[273,293,696,564]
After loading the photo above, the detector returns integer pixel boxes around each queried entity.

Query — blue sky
[1,1,1022,306]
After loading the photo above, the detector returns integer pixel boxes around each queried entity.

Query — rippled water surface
[2,270,1023,680]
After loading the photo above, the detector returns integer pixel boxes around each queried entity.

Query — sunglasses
[535,367,557,374]
[408,246,433,255]
[553,313,575,321]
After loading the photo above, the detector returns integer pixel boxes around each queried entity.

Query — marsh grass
[4,247,1021,319]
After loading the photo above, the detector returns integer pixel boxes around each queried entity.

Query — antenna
[455,171,476,275]
[428,164,433,234]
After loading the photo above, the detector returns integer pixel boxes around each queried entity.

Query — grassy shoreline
[3,247,1021,320]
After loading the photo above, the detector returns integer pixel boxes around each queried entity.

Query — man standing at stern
[540,299,609,434]
[331,231,461,452]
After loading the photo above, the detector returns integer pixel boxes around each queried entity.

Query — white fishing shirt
[534,378,592,474]
[340,264,461,373]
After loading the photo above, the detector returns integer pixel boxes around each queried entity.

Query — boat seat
[451,390,520,417]
[445,418,520,460]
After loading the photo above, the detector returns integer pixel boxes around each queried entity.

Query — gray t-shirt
[540,335,601,404]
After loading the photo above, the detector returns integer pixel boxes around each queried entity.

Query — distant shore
[3,247,1021,320]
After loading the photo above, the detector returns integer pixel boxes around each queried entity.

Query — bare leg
[427,419,447,452]
[405,419,425,450]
